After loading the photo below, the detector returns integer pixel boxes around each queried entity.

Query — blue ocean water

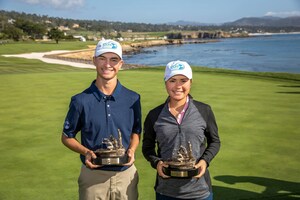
[123,34,300,73]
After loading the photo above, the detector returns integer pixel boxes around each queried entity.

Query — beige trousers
[78,165,138,200]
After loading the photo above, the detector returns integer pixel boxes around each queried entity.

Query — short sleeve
[62,97,82,138]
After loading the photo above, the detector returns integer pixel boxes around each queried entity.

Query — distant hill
[167,16,300,27]
[166,20,221,26]
[224,16,300,27]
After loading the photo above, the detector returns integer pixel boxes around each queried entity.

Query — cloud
[21,0,85,9]
[264,11,300,18]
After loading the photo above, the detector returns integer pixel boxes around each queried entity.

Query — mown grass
[0,40,96,55]
[0,42,299,199]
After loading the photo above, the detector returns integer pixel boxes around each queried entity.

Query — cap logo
[170,63,185,71]
[101,42,118,50]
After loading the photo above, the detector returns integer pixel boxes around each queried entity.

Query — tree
[2,24,24,41]
[14,19,47,39]
[48,28,64,44]
[116,32,122,38]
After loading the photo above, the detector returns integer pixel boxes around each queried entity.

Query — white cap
[164,60,192,81]
[94,39,122,59]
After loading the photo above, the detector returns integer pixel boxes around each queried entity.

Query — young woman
[142,60,221,200]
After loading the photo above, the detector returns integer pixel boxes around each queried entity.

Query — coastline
[3,34,299,73]
[2,48,300,82]
[41,38,219,69]
[248,32,300,36]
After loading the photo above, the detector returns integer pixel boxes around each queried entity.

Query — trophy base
[163,167,199,178]
[93,155,128,165]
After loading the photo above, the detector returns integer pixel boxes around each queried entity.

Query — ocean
[123,33,300,74]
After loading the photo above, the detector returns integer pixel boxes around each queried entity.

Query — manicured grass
[0,40,96,55]
[0,44,299,199]
[119,69,300,200]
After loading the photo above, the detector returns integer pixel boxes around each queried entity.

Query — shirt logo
[170,63,185,71]
[64,120,70,130]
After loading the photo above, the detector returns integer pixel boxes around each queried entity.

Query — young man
[61,39,141,200]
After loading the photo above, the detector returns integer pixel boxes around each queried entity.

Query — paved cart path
[3,50,95,69]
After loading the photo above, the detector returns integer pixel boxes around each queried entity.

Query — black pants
[156,192,213,200]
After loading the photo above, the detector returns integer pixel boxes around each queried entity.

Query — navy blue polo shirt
[63,80,142,171]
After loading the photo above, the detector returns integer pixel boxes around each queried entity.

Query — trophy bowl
[93,148,128,165]
[163,160,199,178]
[162,142,200,178]
[92,130,128,165]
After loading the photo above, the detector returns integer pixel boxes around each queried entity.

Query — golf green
[0,45,299,199]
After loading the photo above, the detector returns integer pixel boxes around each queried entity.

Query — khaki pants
[78,165,138,200]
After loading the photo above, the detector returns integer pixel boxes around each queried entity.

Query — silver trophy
[163,142,199,178]
[93,129,128,165]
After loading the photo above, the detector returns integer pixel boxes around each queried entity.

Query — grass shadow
[277,85,300,88]
[276,92,300,94]
[276,84,300,94]
[213,175,300,199]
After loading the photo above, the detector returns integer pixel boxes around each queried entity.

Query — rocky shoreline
[43,39,219,69]
[44,52,147,69]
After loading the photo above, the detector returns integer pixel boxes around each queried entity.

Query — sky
[1,0,300,24]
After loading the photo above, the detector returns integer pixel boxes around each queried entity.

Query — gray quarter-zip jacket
[142,96,220,199]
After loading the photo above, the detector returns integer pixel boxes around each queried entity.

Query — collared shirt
[63,80,142,170]
[169,96,190,124]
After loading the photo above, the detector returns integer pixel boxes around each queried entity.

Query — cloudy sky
[1,0,300,24]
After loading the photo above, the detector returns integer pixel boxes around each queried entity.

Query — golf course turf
[0,42,299,199]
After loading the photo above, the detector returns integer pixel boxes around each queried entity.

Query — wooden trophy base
[163,166,199,178]
[93,154,128,165]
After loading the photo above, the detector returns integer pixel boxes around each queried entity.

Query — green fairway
[0,43,299,199]
[0,41,96,55]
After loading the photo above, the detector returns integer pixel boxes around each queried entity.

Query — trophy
[92,129,128,165]
[163,142,199,178]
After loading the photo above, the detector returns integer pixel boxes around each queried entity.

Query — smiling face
[165,74,192,103]
[93,52,123,81]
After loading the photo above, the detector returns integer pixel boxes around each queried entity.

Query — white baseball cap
[94,39,122,59]
[164,60,192,81]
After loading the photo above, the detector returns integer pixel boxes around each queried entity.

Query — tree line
[1,10,299,42]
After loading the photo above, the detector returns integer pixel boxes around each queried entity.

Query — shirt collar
[90,80,123,102]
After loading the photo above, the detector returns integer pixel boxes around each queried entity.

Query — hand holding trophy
[92,129,128,165]
[163,141,200,178]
